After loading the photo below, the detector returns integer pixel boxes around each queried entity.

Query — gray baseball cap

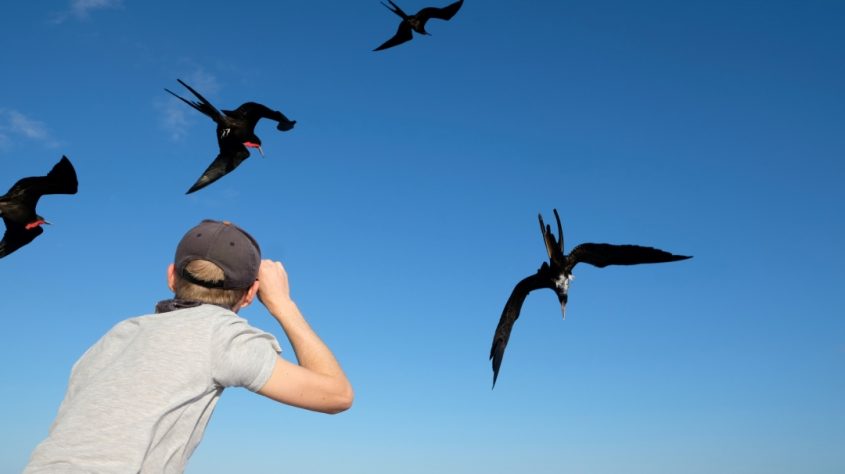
[174,220,261,289]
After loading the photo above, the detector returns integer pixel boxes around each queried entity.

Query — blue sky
[1,0,843,472]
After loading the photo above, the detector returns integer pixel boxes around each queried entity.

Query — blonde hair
[173,260,248,310]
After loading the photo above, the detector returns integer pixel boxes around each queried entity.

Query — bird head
[408,17,430,34]
[553,273,573,319]
[24,215,50,230]
[243,140,264,157]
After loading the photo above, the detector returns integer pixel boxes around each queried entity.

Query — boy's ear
[167,264,176,291]
[237,280,261,310]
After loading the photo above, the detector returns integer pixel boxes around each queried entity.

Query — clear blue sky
[1,1,843,472]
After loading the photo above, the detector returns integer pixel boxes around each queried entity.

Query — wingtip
[490,340,504,389]
[58,155,73,169]
[276,120,296,132]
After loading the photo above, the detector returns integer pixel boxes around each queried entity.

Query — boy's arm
[255,260,353,414]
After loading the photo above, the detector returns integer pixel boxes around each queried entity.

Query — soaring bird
[489,209,691,387]
[0,156,78,259]
[374,0,464,51]
[165,79,296,194]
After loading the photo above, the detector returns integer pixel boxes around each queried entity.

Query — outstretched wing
[224,102,297,132]
[374,21,414,51]
[568,243,691,271]
[0,221,43,259]
[165,79,224,122]
[417,0,463,23]
[490,271,549,388]
[3,156,78,211]
[186,146,251,194]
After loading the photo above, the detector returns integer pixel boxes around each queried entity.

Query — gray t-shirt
[25,304,281,473]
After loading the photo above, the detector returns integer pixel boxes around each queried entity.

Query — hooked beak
[558,293,568,320]
[257,145,264,157]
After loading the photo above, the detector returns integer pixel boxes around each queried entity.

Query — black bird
[374,0,464,51]
[489,209,691,387]
[165,79,296,194]
[0,156,78,259]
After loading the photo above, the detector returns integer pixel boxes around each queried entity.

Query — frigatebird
[165,79,296,194]
[374,0,464,51]
[0,156,78,259]
[489,209,691,387]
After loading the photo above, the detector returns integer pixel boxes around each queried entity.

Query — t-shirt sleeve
[211,317,282,392]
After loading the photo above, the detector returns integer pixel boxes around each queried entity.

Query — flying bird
[165,79,296,194]
[0,156,78,259]
[489,209,691,387]
[374,0,464,51]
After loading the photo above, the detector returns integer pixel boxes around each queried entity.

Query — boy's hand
[254,260,354,414]
[257,260,293,313]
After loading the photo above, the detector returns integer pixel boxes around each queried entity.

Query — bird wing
[374,21,414,51]
[567,243,692,271]
[224,102,297,132]
[0,219,43,259]
[165,79,224,122]
[417,0,464,23]
[2,156,78,211]
[490,270,550,388]
[186,145,251,194]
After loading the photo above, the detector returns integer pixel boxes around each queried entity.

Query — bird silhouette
[165,79,296,194]
[374,0,464,51]
[489,209,691,387]
[0,156,78,259]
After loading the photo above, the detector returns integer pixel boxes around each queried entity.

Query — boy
[26,220,353,473]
